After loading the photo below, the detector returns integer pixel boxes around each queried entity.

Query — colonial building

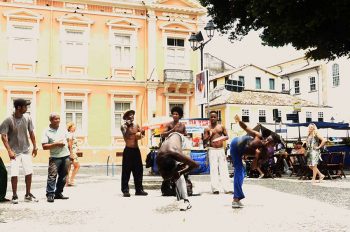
[267,57,349,123]
[207,63,331,139]
[0,0,206,163]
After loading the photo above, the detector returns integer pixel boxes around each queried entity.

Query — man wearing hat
[120,109,148,197]
[0,98,38,204]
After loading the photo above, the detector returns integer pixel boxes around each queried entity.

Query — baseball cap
[14,98,31,108]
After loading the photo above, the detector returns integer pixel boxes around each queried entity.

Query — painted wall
[0,0,205,164]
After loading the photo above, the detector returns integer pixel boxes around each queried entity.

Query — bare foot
[319,174,325,182]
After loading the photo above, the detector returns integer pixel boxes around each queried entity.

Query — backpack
[161,175,193,196]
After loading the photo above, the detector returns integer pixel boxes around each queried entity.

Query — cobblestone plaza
[0,166,349,232]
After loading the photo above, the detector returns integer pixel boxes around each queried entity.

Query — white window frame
[255,77,261,89]
[332,63,340,87]
[60,26,90,75]
[57,14,94,77]
[318,112,324,122]
[294,80,300,94]
[164,34,190,70]
[5,86,39,124]
[306,111,312,122]
[241,109,250,122]
[309,76,316,91]
[259,109,266,122]
[6,19,41,73]
[108,90,138,137]
[64,99,84,134]
[269,78,275,90]
[109,31,137,70]
[112,100,135,136]
[106,19,140,79]
[59,88,90,139]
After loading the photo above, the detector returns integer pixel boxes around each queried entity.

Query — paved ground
[0,166,350,232]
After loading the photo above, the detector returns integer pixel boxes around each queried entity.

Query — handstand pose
[156,132,199,211]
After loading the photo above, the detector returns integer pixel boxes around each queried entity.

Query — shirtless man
[120,110,148,197]
[203,111,231,194]
[162,106,187,139]
[157,132,199,211]
[230,115,276,208]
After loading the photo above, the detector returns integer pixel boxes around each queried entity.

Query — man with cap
[120,109,148,197]
[0,98,38,204]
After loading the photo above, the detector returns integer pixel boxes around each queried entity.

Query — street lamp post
[188,20,215,118]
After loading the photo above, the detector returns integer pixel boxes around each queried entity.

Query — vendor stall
[147,118,210,175]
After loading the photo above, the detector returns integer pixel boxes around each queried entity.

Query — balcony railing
[164,69,193,83]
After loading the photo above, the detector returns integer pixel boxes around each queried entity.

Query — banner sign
[180,118,210,133]
[145,118,210,135]
[195,70,209,105]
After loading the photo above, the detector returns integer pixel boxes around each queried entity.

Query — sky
[204,30,306,68]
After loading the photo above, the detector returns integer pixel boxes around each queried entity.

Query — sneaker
[179,199,192,211]
[135,190,148,196]
[54,193,69,200]
[24,193,39,202]
[47,195,54,203]
[12,195,18,204]
[213,191,220,195]
[123,192,131,197]
[232,201,244,208]
[258,174,265,179]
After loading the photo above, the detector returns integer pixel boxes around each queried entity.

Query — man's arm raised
[234,115,262,139]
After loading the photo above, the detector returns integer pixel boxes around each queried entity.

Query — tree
[200,0,350,60]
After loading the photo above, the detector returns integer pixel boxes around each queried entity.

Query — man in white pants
[0,98,38,204]
[157,132,199,211]
[203,111,231,194]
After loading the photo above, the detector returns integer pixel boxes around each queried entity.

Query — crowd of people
[0,101,327,211]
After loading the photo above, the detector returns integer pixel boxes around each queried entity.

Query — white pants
[208,147,231,192]
[10,153,33,177]
[175,175,188,201]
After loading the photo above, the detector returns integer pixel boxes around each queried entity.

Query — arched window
[332,64,339,87]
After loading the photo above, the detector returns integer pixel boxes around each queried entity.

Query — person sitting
[290,141,305,165]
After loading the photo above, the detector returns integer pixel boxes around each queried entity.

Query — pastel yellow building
[0,0,206,164]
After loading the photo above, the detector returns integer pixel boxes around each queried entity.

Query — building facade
[207,64,331,140]
[0,0,206,163]
[268,57,349,123]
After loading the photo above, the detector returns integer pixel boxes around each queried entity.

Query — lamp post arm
[192,38,212,51]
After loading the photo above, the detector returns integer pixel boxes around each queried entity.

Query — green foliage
[200,0,350,60]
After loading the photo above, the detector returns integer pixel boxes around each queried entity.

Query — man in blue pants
[230,115,276,208]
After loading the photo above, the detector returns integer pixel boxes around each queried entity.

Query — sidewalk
[0,170,349,232]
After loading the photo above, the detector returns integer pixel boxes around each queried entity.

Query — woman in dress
[306,123,326,183]
[67,122,80,186]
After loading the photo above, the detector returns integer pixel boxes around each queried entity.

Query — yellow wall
[0,0,204,164]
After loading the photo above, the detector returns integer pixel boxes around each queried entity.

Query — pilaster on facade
[146,82,158,119]
[147,9,158,81]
